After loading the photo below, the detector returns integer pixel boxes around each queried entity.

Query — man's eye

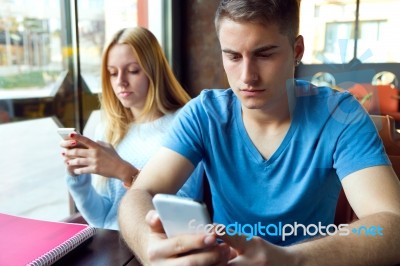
[258,53,272,58]
[227,54,240,61]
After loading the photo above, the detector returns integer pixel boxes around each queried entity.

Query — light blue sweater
[66,113,204,229]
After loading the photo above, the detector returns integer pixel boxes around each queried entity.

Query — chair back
[370,115,400,156]
[348,84,400,121]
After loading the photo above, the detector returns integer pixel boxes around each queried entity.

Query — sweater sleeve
[65,173,112,228]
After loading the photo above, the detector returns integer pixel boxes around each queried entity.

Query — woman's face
[107,44,150,115]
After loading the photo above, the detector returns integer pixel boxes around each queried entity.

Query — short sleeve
[333,95,390,179]
[162,97,206,166]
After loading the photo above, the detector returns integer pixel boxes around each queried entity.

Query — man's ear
[294,35,305,61]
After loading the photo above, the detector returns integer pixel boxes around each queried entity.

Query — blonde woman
[60,27,203,230]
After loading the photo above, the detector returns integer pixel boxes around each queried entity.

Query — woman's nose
[117,73,128,87]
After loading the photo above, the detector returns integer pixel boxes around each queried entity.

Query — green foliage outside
[0,71,59,89]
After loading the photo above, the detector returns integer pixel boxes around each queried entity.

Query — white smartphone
[57,128,76,140]
[152,194,212,238]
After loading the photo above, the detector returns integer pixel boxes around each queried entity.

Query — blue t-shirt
[163,80,390,245]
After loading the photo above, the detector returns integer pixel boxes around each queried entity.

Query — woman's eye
[129,70,140,74]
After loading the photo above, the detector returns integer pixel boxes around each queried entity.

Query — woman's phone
[152,194,212,238]
[57,128,76,140]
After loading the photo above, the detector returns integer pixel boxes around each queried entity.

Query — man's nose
[241,59,258,84]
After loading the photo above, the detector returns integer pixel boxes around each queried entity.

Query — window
[0,0,69,222]
[297,0,400,128]
[300,0,400,64]
[0,0,164,221]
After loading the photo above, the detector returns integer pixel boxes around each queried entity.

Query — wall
[181,0,227,97]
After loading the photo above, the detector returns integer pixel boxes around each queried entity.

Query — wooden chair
[334,114,400,225]
[348,84,400,123]
[370,115,400,154]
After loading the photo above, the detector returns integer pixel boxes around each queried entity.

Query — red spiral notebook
[0,213,96,266]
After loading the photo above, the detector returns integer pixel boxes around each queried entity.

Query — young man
[119,0,400,265]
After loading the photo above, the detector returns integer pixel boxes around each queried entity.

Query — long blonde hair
[99,27,191,146]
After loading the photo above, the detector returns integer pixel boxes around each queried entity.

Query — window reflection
[300,0,357,64]
[78,0,139,93]
[0,99,13,122]
[0,0,148,222]
[357,0,400,63]
[0,0,65,99]
[0,118,70,221]
[300,0,400,64]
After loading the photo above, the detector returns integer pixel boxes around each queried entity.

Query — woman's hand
[144,210,232,266]
[60,133,136,182]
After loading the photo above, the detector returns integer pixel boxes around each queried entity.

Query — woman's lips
[119,91,132,98]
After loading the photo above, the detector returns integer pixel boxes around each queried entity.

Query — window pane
[300,0,357,64]
[0,0,71,222]
[357,0,400,63]
[0,0,154,222]
[0,118,70,221]
[0,0,66,99]
[78,0,164,94]
[78,0,139,94]
[300,0,400,64]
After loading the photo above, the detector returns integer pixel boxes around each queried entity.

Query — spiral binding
[27,226,96,266]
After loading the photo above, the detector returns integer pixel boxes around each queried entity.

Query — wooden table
[53,228,142,266]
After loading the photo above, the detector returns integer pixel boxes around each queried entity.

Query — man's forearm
[119,189,153,264]
[289,212,400,266]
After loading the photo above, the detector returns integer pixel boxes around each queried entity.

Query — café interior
[0,0,399,264]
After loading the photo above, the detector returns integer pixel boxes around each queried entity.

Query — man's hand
[145,210,232,266]
[218,228,297,266]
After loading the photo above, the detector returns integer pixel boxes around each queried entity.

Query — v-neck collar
[233,96,299,165]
